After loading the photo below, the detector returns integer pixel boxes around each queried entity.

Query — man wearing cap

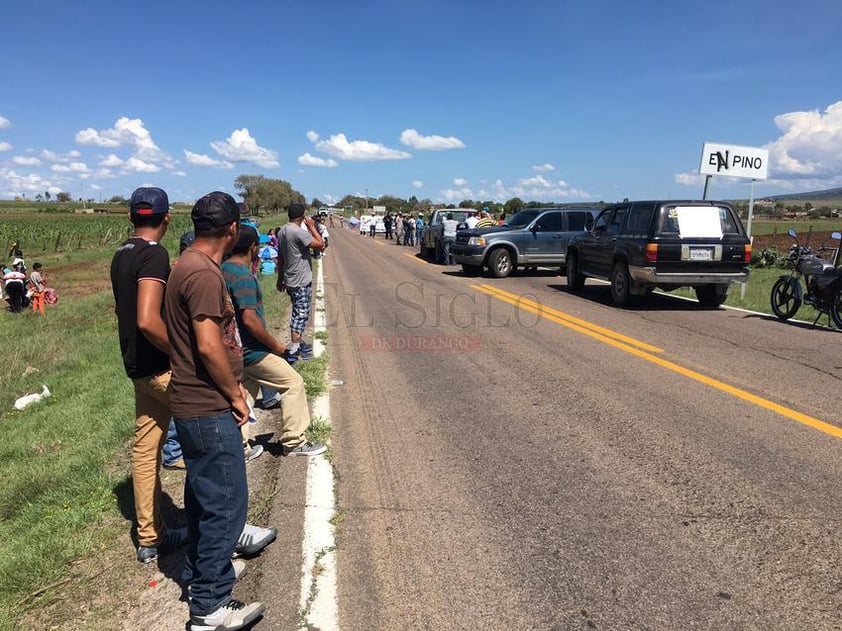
[165,191,264,631]
[110,187,187,563]
[223,224,326,457]
[276,203,324,364]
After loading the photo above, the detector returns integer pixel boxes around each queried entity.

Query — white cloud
[412,180,423,189]
[442,187,474,201]
[89,184,102,190]
[184,149,233,168]
[0,142,12,152]
[0,168,62,196]
[0,116,10,129]
[75,117,163,160]
[297,153,338,168]
[399,128,465,151]
[210,129,279,168]
[532,163,555,172]
[100,154,124,167]
[453,177,468,186]
[12,156,41,166]
[307,130,411,161]
[41,148,84,163]
[764,100,842,178]
[675,172,706,186]
[125,157,160,173]
[51,161,90,173]
[172,170,188,177]
[519,175,551,187]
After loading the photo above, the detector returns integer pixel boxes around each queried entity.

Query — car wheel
[610,262,631,306]
[770,277,801,320]
[695,284,729,308]
[488,248,513,278]
[461,264,483,276]
[566,252,584,291]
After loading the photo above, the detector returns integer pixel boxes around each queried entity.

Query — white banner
[700,142,769,180]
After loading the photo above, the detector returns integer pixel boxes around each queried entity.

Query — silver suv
[452,208,599,277]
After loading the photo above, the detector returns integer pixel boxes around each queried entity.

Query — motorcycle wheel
[830,288,842,329]
[770,277,801,320]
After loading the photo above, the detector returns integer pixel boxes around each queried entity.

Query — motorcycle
[770,228,842,327]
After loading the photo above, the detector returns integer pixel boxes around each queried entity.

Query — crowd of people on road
[110,187,327,631]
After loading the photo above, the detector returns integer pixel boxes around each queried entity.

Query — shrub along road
[319,225,842,630]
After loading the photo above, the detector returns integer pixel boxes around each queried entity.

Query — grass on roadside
[0,237,307,628]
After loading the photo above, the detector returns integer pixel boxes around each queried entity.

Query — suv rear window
[567,211,590,231]
[659,205,741,236]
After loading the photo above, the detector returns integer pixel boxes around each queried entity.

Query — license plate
[689,247,712,261]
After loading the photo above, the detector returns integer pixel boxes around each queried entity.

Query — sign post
[698,142,769,299]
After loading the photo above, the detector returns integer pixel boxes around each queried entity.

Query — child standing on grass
[30,262,46,315]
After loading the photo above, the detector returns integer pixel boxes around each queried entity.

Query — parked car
[420,209,479,260]
[565,200,751,307]
[452,208,599,277]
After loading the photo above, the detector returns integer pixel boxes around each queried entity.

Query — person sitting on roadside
[223,225,326,457]
[3,260,27,313]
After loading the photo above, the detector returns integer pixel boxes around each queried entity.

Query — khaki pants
[243,353,310,449]
[132,371,171,547]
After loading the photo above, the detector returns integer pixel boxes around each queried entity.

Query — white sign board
[699,142,769,180]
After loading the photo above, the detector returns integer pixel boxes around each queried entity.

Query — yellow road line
[473,285,842,440]
[473,284,662,353]
[403,252,431,265]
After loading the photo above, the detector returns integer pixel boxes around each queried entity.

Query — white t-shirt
[465,216,479,229]
[442,219,459,238]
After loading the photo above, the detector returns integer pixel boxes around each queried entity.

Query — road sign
[699,142,769,180]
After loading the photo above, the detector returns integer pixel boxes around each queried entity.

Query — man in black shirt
[110,187,186,563]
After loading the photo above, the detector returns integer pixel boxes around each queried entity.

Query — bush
[751,247,782,268]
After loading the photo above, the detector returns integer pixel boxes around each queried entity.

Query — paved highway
[315,225,842,629]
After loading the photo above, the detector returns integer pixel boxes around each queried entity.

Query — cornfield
[1,213,194,257]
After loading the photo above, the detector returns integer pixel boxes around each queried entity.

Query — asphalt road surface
[320,225,842,630]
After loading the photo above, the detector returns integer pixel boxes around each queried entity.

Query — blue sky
[1,0,841,205]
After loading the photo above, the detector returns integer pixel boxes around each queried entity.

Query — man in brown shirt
[165,191,264,631]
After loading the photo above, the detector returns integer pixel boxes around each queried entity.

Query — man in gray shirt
[276,203,324,364]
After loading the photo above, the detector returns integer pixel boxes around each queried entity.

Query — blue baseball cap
[130,187,170,215]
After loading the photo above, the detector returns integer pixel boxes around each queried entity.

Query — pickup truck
[452,207,598,277]
[419,209,479,261]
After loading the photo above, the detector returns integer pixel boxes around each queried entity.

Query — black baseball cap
[130,187,170,215]
[191,191,240,231]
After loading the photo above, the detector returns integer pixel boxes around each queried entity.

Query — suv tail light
[644,243,658,262]
[743,243,752,263]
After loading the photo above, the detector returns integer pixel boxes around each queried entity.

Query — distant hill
[764,187,842,202]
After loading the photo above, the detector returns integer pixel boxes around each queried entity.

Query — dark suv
[565,200,751,307]
[452,208,598,277]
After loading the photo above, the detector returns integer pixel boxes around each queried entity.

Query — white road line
[299,261,339,629]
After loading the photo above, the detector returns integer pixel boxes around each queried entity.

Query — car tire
[566,252,584,291]
[488,248,513,278]
[610,262,632,306]
[695,283,729,308]
[461,264,483,276]
[770,276,801,320]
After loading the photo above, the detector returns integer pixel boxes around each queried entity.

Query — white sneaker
[244,443,263,464]
[189,599,265,631]
[232,558,246,580]
[233,523,277,557]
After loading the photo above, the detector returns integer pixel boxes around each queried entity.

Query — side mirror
[832,232,841,240]
[585,215,594,230]
[788,228,797,238]
[530,224,541,233]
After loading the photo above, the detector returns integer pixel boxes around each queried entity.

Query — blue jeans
[161,419,182,466]
[442,236,455,264]
[175,412,248,616]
